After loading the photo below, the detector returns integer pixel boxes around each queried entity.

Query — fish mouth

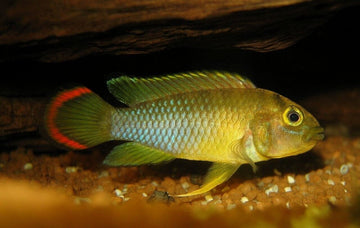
[306,126,325,141]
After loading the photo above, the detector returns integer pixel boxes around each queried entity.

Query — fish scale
[110,89,246,162]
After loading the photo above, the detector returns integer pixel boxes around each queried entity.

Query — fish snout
[306,126,325,141]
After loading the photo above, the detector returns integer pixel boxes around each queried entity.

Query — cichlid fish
[43,71,324,197]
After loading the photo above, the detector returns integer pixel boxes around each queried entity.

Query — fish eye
[283,106,303,126]
[289,112,300,122]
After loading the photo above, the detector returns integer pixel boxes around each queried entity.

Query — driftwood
[0,0,357,62]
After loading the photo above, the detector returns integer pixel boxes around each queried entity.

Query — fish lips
[304,126,325,142]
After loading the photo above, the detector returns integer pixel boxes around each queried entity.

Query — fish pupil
[289,112,300,122]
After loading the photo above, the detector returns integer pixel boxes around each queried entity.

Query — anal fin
[176,163,240,197]
[103,142,175,166]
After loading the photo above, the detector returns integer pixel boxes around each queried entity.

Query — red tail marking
[46,87,92,150]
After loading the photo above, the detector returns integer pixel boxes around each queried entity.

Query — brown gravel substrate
[0,90,360,227]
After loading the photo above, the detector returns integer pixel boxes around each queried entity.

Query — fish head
[251,93,324,159]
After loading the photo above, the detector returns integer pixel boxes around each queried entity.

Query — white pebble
[341,181,346,186]
[305,173,310,182]
[327,179,335,186]
[284,186,292,192]
[287,175,295,184]
[114,189,123,197]
[340,164,349,175]
[240,196,249,203]
[23,163,33,170]
[227,204,236,210]
[142,192,148,197]
[329,196,337,204]
[286,202,290,209]
[265,184,278,196]
[248,205,254,211]
[65,166,79,173]
[205,194,213,202]
[181,182,190,190]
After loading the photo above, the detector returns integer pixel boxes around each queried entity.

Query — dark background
[1,6,359,104]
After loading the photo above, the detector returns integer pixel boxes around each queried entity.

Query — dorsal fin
[107,71,256,106]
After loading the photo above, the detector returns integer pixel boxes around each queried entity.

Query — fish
[42,71,324,197]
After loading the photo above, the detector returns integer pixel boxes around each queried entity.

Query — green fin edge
[103,142,176,166]
[107,71,256,106]
[176,163,240,197]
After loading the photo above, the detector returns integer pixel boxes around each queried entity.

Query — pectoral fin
[176,163,240,197]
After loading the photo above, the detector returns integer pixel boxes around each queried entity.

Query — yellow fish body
[43,71,324,197]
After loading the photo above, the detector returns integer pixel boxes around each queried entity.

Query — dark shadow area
[254,151,325,176]
[137,149,324,185]
[0,6,359,101]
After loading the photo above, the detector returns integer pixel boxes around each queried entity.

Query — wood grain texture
[0,0,357,62]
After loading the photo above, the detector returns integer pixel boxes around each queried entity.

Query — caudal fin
[42,87,115,150]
